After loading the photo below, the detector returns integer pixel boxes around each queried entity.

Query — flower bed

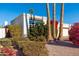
[0,38,17,56]
[0,45,17,56]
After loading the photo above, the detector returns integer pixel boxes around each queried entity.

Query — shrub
[8,25,22,38]
[37,36,46,42]
[69,23,79,45]
[0,38,12,47]
[28,21,47,40]
[0,39,17,56]
[28,35,37,41]
[7,37,48,56]
[1,47,17,56]
[17,41,48,56]
[11,37,29,43]
[51,20,58,37]
[28,34,46,42]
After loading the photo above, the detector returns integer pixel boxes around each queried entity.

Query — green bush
[17,41,48,56]
[0,38,12,46]
[28,35,46,42]
[28,35,37,41]
[28,21,48,41]
[11,37,29,42]
[37,36,46,42]
[8,25,22,38]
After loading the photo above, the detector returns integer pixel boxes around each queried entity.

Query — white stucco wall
[11,13,71,37]
[11,14,23,27]
[42,17,47,25]
[0,28,5,38]
[58,23,71,37]
[63,29,69,36]
[11,13,47,37]
[63,24,71,36]
[11,13,28,37]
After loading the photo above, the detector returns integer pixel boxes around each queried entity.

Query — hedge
[17,41,48,56]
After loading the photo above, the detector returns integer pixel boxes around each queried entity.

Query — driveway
[46,40,79,56]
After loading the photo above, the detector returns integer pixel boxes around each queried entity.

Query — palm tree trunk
[29,9,34,28]
[53,3,56,40]
[58,3,64,40]
[29,14,32,35]
[33,15,35,27]
[46,3,53,41]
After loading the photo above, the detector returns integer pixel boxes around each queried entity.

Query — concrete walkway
[46,40,79,56]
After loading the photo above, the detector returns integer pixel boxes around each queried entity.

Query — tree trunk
[58,3,64,40]
[46,3,53,41]
[53,3,56,40]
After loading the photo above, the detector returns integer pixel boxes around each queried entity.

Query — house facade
[11,13,71,38]
[11,13,47,37]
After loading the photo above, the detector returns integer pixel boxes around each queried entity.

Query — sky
[0,3,79,26]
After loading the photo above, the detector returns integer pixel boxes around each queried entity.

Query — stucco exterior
[11,13,71,37]
[0,28,5,38]
[11,13,47,37]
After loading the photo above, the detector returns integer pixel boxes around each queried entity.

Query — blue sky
[0,3,79,26]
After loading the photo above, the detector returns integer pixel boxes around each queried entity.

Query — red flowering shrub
[50,20,58,29]
[1,47,17,56]
[69,23,79,45]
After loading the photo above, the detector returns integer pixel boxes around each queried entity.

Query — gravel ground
[46,40,79,56]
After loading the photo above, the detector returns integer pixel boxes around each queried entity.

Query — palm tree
[29,9,34,35]
[29,8,34,27]
[53,3,56,40]
[58,3,64,40]
[46,3,53,41]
